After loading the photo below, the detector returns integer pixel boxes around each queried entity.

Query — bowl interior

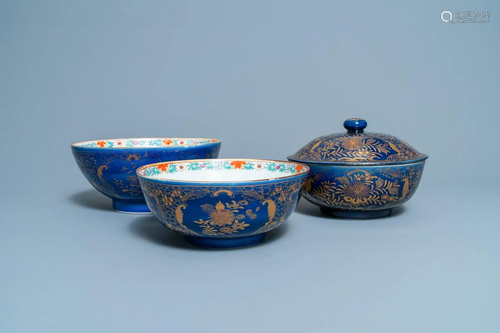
[72,138,220,149]
[137,159,309,182]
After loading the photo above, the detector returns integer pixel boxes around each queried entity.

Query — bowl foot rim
[112,199,151,214]
[184,234,266,249]
[320,207,393,219]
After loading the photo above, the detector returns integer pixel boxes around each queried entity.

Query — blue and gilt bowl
[288,118,428,219]
[72,138,221,213]
[136,159,310,248]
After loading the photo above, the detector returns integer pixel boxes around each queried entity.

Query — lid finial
[343,118,367,133]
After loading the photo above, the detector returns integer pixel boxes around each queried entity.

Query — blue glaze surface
[288,118,428,165]
[112,199,151,214]
[288,118,428,218]
[72,139,221,213]
[320,207,392,219]
[184,234,266,248]
[137,159,309,248]
[343,118,368,133]
[302,162,426,214]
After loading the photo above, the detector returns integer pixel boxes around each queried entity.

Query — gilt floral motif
[139,176,306,238]
[72,143,221,200]
[291,133,426,163]
[194,201,254,236]
[303,164,424,211]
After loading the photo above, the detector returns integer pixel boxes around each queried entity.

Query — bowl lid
[288,118,428,165]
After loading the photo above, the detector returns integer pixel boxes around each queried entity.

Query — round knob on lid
[343,118,367,133]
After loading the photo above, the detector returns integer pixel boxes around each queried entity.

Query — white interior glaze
[138,159,309,182]
[155,169,288,182]
[72,138,218,148]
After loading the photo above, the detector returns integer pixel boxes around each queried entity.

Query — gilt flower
[342,182,371,203]
[209,202,235,226]
[341,137,364,150]
[220,227,233,234]
[232,221,249,231]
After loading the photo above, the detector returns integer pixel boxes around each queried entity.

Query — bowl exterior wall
[138,175,308,238]
[72,143,221,200]
[301,162,425,211]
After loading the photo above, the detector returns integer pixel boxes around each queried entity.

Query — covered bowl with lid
[287,118,428,219]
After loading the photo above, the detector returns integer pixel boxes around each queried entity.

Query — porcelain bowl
[136,159,309,248]
[72,138,221,213]
[294,161,426,219]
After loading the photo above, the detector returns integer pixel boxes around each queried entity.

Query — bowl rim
[287,154,428,166]
[136,158,310,184]
[71,137,221,149]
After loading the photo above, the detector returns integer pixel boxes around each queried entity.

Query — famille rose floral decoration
[141,160,306,177]
[79,138,219,149]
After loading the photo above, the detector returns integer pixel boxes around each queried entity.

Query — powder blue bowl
[296,162,426,219]
[288,118,428,219]
[72,138,221,213]
[137,159,309,248]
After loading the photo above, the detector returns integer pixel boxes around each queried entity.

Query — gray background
[1,0,499,332]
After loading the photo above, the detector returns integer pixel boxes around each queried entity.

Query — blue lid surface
[288,118,428,165]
